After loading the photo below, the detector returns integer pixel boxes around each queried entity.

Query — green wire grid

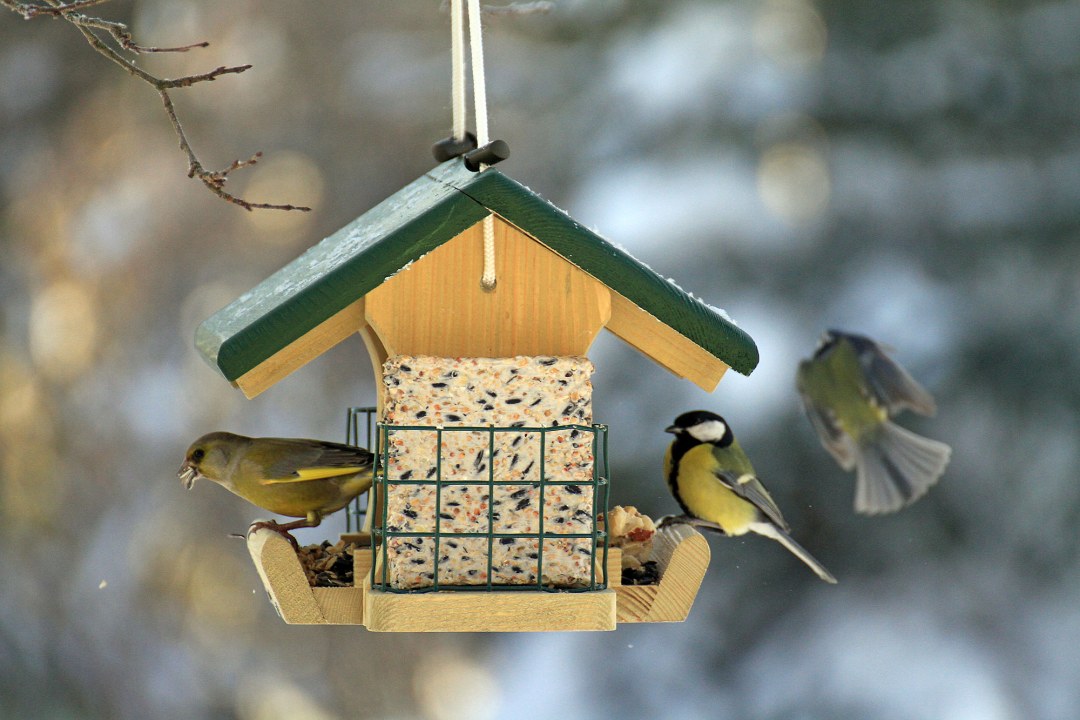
[370,422,610,594]
[344,407,377,533]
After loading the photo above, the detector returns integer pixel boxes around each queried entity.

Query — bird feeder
[195,158,758,631]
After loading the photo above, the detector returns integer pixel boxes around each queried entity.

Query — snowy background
[2,1,1079,718]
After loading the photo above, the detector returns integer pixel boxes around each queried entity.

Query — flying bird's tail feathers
[854,420,951,515]
[750,522,837,584]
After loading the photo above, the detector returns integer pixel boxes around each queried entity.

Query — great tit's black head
[812,329,843,358]
[815,328,886,360]
[665,410,733,446]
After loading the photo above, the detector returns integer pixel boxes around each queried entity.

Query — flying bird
[796,329,951,515]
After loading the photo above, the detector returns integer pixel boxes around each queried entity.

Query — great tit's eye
[192,448,205,462]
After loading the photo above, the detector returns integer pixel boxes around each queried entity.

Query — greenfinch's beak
[178,462,198,490]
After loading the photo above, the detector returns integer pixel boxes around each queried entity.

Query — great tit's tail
[750,522,837,584]
[854,420,951,515]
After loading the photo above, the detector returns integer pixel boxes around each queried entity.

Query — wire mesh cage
[371,422,610,593]
[239,409,703,629]
[344,406,377,533]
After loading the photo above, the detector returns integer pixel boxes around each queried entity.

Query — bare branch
[4,0,109,19]
[159,92,310,212]
[2,0,311,211]
[71,14,210,53]
[158,64,252,89]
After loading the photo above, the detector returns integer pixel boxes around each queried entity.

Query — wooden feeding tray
[247,523,710,631]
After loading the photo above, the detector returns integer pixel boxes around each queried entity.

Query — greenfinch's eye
[192,448,205,462]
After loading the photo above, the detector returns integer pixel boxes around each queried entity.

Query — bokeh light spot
[414,653,501,720]
[2,441,61,526]
[242,152,325,238]
[237,676,339,720]
[757,141,830,226]
[753,0,828,69]
[0,357,43,435]
[29,280,98,382]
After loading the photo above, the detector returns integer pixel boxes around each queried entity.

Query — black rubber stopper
[432,132,478,162]
[463,139,510,171]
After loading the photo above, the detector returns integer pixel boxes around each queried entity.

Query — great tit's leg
[656,514,728,535]
[683,517,728,535]
[656,513,694,530]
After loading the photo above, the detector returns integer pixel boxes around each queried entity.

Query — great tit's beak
[178,462,198,490]
[664,425,679,434]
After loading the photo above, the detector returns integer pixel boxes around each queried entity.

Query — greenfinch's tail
[854,420,951,515]
[749,521,837,584]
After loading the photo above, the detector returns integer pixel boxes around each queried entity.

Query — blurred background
[2,0,1078,717]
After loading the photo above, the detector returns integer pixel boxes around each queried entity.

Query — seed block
[380,355,598,589]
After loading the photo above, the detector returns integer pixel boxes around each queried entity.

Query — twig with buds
[2,0,311,211]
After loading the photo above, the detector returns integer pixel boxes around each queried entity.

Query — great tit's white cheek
[812,331,838,359]
[688,420,727,443]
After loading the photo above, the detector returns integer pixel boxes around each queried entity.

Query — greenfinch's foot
[248,520,306,552]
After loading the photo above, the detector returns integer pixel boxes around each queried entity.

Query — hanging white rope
[479,215,497,290]
[448,0,497,290]
[450,0,467,142]
[467,0,490,148]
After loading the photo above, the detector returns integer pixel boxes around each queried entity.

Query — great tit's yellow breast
[675,445,757,535]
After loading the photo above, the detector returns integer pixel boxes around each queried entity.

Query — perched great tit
[796,330,951,515]
[663,411,837,583]
[178,432,374,548]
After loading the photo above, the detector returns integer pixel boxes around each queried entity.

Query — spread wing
[714,469,790,532]
[846,334,937,417]
[797,360,857,469]
[258,439,374,485]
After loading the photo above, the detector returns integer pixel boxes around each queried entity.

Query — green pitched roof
[196,159,758,381]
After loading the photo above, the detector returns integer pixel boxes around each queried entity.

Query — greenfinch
[796,329,951,515]
[178,432,374,547]
[663,410,836,583]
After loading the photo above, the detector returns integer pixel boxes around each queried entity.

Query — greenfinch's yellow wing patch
[253,438,374,483]
[259,466,368,484]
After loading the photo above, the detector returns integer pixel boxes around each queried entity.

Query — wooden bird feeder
[195,158,758,631]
